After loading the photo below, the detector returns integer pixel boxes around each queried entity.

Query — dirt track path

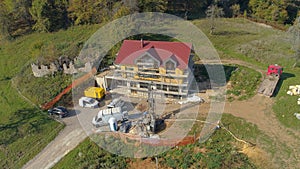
[224,95,300,168]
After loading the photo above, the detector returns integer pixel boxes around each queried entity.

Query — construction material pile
[287,85,300,120]
[178,95,205,105]
[286,85,300,106]
[287,85,300,96]
[294,113,300,120]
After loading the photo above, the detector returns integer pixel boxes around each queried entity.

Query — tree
[12,0,33,30]
[112,2,132,19]
[30,0,50,32]
[45,0,69,31]
[137,0,168,12]
[187,0,211,19]
[121,0,139,12]
[231,4,240,17]
[0,1,12,39]
[206,1,224,35]
[288,16,300,68]
[0,0,33,38]
[213,0,249,18]
[249,0,288,24]
[286,1,300,24]
[68,0,112,25]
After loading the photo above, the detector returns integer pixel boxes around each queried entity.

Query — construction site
[74,40,211,149]
[38,38,289,157]
[76,40,287,141]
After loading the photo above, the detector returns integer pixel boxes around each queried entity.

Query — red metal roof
[114,40,193,69]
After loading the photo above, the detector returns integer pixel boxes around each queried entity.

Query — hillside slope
[0,25,99,168]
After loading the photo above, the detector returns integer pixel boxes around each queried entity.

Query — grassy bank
[10,24,100,106]
[0,39,66,168]
[0,24,102,168]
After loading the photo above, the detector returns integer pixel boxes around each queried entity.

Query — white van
[92,107,128,128]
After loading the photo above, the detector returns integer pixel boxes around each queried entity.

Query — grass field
[0,25,100,168]
[273,68,300,130]
[0,43,64,168]
[226,65,261,101]
[194,18,294,67]
[194,64,261,101]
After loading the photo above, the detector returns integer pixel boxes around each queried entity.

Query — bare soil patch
[224,94,300,168]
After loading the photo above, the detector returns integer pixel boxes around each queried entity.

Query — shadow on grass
[214,30,255,36]
[130,33,177,42]
[193,64,238,91]
[273,72,295,97]
[0,77,11,81]
[0,108,51,145]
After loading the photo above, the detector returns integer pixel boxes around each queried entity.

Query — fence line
[99,119,255,148]
[41,67,97,110]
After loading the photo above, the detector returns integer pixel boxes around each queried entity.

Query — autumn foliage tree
[0,0,32,38]
[0,0,299,40]
[249,0,288,24]
[288,16,300,68]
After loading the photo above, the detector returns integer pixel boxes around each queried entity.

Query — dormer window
[164,57,177,73]
[135,53,160,70]
[166,60,175,70]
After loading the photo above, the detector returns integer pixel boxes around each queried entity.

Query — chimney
[141,38,144,48]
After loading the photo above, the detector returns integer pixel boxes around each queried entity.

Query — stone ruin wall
[31,58,92,77]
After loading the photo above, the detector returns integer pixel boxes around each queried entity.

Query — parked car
[79,97,99,108]
[48,106,69,118]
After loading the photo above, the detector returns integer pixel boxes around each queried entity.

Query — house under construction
[96,40,195,99]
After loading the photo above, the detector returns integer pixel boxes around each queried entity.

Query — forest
[0,0,299,39]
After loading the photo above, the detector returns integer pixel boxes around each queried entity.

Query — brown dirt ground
[224,94,300,169]
[128,158,159,169]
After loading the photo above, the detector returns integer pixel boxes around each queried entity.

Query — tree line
[0,0,299,39]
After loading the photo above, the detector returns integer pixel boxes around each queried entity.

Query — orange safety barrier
[41,68,97,110]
